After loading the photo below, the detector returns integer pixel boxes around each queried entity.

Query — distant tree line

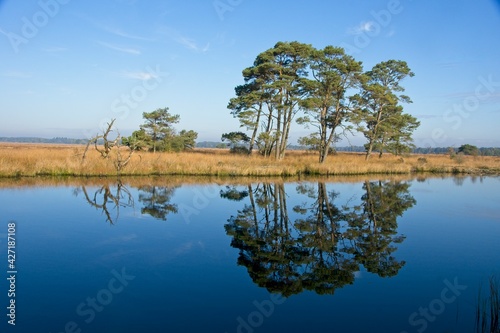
[0,137,88,144]
[472,147,500,156]
[195,140,500,156]
[3,135,498,158]
[413,145,500,156]
[227,41,419,162]
[196,141,227,149]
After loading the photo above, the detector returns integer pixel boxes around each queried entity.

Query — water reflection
[76,183,179,223]
[1,175,498,332]
[222,180,416,296]
[345,181,416,277]
[138,186,178,220]
[75,181,134,224]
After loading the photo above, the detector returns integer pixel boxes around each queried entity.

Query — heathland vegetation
[1,143,499,178]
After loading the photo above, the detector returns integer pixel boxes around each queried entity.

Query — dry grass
[0,143,499,178]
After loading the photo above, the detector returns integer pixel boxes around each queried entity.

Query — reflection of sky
[395,177,500,333]
[0,177,499,332]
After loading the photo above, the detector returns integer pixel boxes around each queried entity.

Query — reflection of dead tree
[82,119,135,174]
[79,181,134,224]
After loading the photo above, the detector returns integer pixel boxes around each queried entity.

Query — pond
[0,175,499,333]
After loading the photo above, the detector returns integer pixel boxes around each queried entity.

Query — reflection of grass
[476,276,500,333]
[1,143,500,177]
[0,174,427,190]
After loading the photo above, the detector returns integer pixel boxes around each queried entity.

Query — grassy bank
[1,143,499,178]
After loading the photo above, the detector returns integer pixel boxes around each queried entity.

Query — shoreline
[1,167,499,179]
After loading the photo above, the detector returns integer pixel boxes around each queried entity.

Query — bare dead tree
[82,119,135,174]
[113,140,135,173]
[83,119,117,160]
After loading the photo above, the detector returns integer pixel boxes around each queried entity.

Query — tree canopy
[123,107,198,153]
[351,60,419,159]
[458,144,480,156]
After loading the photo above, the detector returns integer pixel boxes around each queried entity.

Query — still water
[0,176,499,333]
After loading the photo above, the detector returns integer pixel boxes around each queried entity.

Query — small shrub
[230,146,250,155]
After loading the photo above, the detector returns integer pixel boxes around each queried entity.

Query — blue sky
[0,0,499,147]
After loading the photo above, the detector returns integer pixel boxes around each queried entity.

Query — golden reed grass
[0,143,499,178]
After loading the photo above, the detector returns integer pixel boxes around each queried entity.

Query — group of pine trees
[121,41,422,160]
[227,41,420,162]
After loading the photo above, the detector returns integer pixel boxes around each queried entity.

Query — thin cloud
[436,62,462,69]
[176,36,210,53]
[435,60,480,69]
[176,36,197,51]
[348,21,376,35]
[417,114,441,119]
[440,91,500,103]
[386,29,396,37]
[97,41,141,55]
[0,27,10,37]
[158,26,210,53]
[119,70,160,80]
[74,13,153,42]
[104,26,154,41]
[3,71,32,78]
[42,47,68,53]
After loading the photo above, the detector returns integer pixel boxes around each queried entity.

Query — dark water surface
[0,176,499,333]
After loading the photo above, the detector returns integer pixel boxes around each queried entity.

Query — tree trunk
[320,103,341,164]
[248,184,258,233]
[364,181,378,229]
[378,132,387,158]
[322,127,338,163]
[263,106,274,157]
[366,106,383,160]
[275,109,282,160]
[249,103,263,155]
[279,108,292,160]
[319,106,328,163]
[365,140,374,160]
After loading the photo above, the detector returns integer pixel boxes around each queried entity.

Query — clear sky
[0,0,499,147]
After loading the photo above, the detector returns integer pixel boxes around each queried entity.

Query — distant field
[0,142,499,177]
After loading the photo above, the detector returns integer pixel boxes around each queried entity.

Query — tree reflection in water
[138,186,178,221]
[345,181,416,278]
[222,180,416,297]
[76,181,134,225]
[76,183,179,224]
